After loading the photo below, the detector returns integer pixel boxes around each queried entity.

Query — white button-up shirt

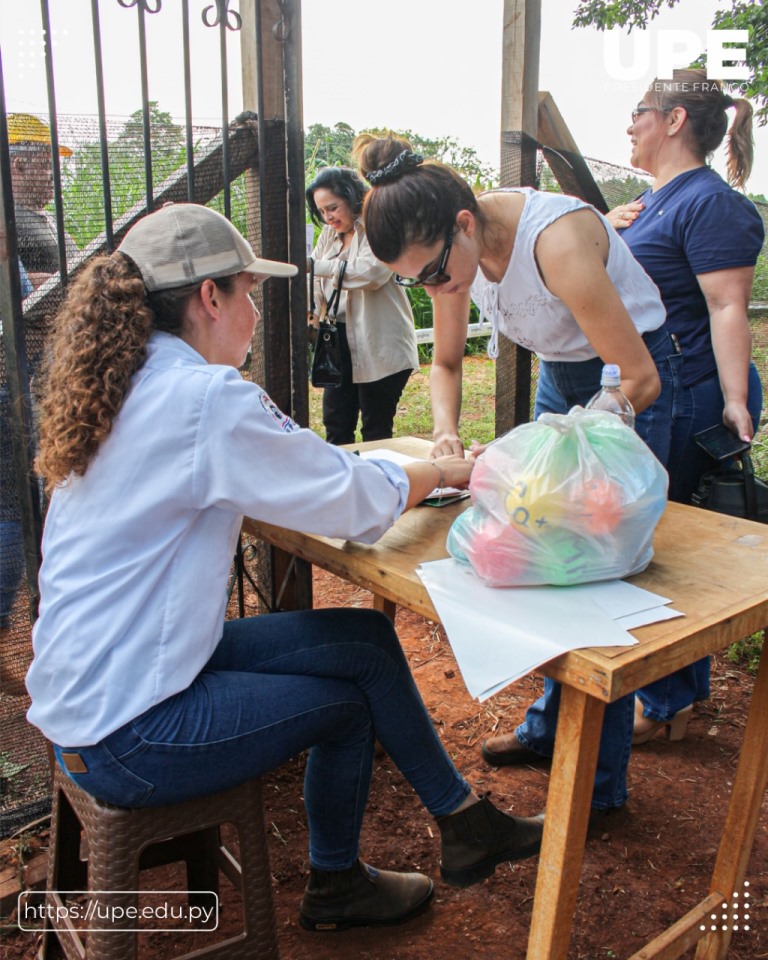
[27,332,409,746]
[311,219,419,383]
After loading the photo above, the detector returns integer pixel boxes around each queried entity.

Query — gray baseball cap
[118,203,298,291]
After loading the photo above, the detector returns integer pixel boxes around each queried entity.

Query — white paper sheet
[616,605,683,630]
[416,558,682,701]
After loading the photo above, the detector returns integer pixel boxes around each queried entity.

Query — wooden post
[695,637,768,960]
[240,0,311,612]
[496,0,541,436]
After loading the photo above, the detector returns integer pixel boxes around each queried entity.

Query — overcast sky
[2,0,766,195]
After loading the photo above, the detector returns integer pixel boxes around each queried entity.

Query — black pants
[322,323,413,446]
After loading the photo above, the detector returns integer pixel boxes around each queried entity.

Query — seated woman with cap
[25,203,543,933]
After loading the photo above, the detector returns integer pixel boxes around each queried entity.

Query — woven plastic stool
[38,764,279,960]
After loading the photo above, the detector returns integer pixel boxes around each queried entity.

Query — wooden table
[243,437,768,960]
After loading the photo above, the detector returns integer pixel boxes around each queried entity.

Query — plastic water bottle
[585,364,635,429]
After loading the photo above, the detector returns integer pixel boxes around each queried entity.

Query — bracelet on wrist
[431,461,446,489]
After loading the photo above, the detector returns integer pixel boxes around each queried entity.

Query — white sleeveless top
[470,188,665,362]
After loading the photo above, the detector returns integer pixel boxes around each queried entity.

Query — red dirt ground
[2,566,767,960]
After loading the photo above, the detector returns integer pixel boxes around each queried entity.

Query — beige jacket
[311,220,419,383]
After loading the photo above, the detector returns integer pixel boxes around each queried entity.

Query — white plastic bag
[447,408,668,586]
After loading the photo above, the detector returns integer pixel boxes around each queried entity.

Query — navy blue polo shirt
[622,167,764,386]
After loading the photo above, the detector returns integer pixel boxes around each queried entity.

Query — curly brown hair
[35,254,154,490]
[34,253,222,491]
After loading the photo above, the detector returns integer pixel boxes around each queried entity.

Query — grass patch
[309,356,497,447]
[727,631,764,675]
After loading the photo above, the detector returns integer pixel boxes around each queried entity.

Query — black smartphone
[693,424,751,462]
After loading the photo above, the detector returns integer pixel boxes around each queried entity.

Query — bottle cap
[601,364,621,386]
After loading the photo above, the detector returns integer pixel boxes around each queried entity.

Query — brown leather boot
[299,859,434,931]
[437,796,543,887]
[481,733,551,767]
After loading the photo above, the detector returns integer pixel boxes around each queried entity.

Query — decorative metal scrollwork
[202,0,242,31]
[115,0,242,30]
[116,0,162,12]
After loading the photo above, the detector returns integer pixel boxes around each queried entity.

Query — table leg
[373,594,397,622]
[695,636,768,960]
[526,687,605,960]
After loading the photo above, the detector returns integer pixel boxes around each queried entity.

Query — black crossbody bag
[309,258,346,388]
[690,424,768,523]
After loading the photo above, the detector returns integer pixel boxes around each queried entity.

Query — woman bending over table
[355,131,678,817]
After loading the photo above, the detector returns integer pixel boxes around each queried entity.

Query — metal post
[0,55,43,620]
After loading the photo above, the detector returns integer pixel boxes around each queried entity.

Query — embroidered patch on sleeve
[258,388,300,432]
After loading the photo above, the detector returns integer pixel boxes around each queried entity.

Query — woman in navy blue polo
[610,68,764,742]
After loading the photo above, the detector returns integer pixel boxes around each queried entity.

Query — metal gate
[0,0,306,836]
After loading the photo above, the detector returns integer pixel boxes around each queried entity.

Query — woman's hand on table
[403,454,473,511]
[430,433,465,458]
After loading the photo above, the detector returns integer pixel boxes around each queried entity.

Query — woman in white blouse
[307,167,419,444]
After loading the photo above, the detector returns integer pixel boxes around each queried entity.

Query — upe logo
[604,28,749,82]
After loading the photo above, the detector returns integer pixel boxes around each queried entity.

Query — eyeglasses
[631,105,674,125]
[395,230,454,288]
[631,106,656,124]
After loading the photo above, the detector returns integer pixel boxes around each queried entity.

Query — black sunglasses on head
[395,230,454,288]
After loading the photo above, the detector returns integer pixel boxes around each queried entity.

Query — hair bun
[366,150,423,186]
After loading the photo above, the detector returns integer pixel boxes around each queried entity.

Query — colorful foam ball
[503,475,564,536]
[533,529,598,586]
[446,508,476,566]
[571,477,624,536]
[464,515,528,586]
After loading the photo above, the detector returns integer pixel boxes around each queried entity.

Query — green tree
[61,102,186,247]
[573,1,768,124]
[364,127,498,191]
[538,165,563,194]
[304,122,356,171]
[116,102,184,162]
[303,122,499,191]
[599,173,652,206]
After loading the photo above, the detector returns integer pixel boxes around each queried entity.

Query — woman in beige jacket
[307,167,418,444]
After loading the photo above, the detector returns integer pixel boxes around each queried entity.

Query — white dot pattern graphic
[699,881,753,935]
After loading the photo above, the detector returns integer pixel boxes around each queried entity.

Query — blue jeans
[517,326,679,808]
[532,326,679,466]
[666,363,762,506]
[53,608,470,870]
[637,362,763,721]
